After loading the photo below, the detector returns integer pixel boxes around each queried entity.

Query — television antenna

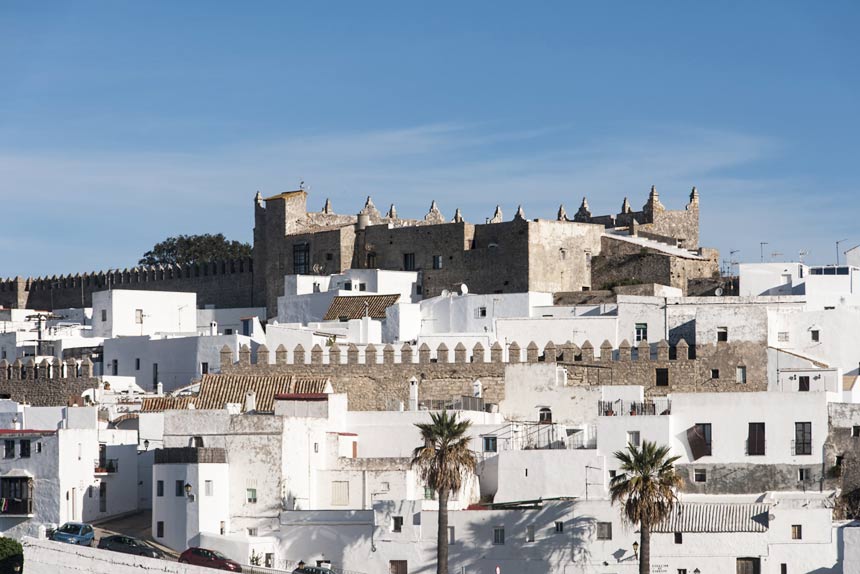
[798,250,809,264]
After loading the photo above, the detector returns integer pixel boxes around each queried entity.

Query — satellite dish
[714,287,724,297]
[460,284,469,295]
[440,289,450,297]
[312,263,321,274]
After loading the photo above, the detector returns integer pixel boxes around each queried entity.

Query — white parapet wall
[22,537,216,574]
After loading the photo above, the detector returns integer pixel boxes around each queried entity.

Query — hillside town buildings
[4,189,860,573]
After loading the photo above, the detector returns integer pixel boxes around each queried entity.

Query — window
[224,328,233,335]
[19,440,30,458]
[205,480,213,496]
[626,431,641,447]
[392,516,403,532]
[247,488,258,504]
[799,376,810,392]
[778,331,790,342]
[747,423,766,456]
[635,323,648,342]
[678,570,688,574]
[135,309,144,324]
[293,244,310,274]
[526,525,535,542]
[736,366,747,384]
[798,468,810,481]
[554,521,564,533]
[781,564,787,574]
[36,442,42,454]
[694,468,707,483]
[608,470,617,480]
[711,369,720,379]
[3,440,13,459]
[717,327,728,342]
[101,310,107,322]
[331,481,348,506]
[191,436,204,448]
[539,408,552,424]
[493,527,505,545]
[596,522,612,540]
[655,368,669,387]
[358,283,367,292]
[342,282,352,291]
[811,330,820,343]
[424,487,436,500]
[853,426,860,438]
[156,481,164,497]
[175,480,184,497]
[674,532,683,544]
[325,252,333,261]
[794,422,812,455]
[432,255,443,270]
[135,358,140,371]
[483,436,498,453]
[791,524,802,540]
[403,253,416,271]
[474,307,487,319]
[156,522,164,538]
[247,528,258,536]
[389,560,408,574]
[367,253,377,268]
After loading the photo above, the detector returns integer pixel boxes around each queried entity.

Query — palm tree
[609,440,683,574]
[412,410,477,574]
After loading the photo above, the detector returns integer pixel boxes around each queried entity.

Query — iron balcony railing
[0,498,33,516]
[94,458,119,473]
[598,400,671,416]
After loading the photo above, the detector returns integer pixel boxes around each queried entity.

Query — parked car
[178,547,242,572]
[97,534,164,558]
[49,522,95,546]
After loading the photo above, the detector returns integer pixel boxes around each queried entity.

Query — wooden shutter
[331,481,349,506]
[687,425,708,460]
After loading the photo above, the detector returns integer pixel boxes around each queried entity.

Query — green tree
[0,537,23,573]
[609,440,683,574]
[412,411,477,574]
[138,233,251,266]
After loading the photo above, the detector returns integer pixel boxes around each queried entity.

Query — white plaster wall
[383,302,421,344]
[92,290,197,338]
[0,433,61,538]
[500,363,599,425]
[669,392,829,465]
[770,307,860,376]
[738,263,807,296]
[196,307,266,335]
[496,315,619,350]
[491,449,607,503]
[597,415,672,474]
[419,292,552,338]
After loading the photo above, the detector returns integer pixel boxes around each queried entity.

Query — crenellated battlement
[221,338,695,367]
[0,258,255,310]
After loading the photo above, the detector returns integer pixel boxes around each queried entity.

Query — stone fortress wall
[220,337,766,411]
[0,258,255,311]
[0,356,98,406]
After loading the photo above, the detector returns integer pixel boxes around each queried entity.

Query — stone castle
[0,186,719,313]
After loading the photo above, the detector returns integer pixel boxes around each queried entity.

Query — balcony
[598,400,671,417]
[0,498,33,517]
[94,458,119,474]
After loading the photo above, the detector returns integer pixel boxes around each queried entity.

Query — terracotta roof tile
[323,294,400,321]
[141,374,331,413]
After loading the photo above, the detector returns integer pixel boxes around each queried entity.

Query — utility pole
[760,242,768,263]
[836,239,849,266]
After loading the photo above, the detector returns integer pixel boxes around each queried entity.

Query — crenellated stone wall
[0,357,98,406]
[220,338,766,410]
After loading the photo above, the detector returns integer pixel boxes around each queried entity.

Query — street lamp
[632,540,639,559]
[836,238,849,266]
[185,483,195,501]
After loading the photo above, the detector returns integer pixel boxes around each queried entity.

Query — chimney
[156,382,163,396]
[472,379,483,398]
[210,321,218,336]
[245,390,257,413]
[408,377,419,411]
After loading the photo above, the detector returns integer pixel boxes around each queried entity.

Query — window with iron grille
[493,527,505,545]
[794,422,812,455]
[293,244,310,275]
[596,522,612,540]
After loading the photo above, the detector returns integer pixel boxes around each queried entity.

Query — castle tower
[642,185,665,220]
[557,204,569,221]
[573,197,592,223]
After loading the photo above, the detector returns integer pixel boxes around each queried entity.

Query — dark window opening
[747,422,766,456]
[293,243,310,275]
[799,376,810,392]
[656,368,669,387]
[403,253,416,271]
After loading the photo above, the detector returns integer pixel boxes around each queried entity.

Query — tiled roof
[141,374,331,413]
[654,503,769,533]
[323,294,401,321]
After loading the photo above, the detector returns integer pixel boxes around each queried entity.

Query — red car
[178,547,243,572]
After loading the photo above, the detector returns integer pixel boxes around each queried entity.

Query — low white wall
[22,537,214,574]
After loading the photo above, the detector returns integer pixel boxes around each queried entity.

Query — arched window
[539,407,552,424]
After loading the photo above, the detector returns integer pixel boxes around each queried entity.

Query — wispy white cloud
[0,122,847,275]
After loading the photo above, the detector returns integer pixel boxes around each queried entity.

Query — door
[71,487,77,520]
[99,482,107,513]
[737,557,761,574]
[389,560,408,574]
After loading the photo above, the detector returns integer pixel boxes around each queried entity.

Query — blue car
[50,522,95,546]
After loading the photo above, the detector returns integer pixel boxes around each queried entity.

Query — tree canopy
[138,234,251,266]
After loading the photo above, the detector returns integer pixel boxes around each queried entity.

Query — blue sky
[1,2,858,277]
